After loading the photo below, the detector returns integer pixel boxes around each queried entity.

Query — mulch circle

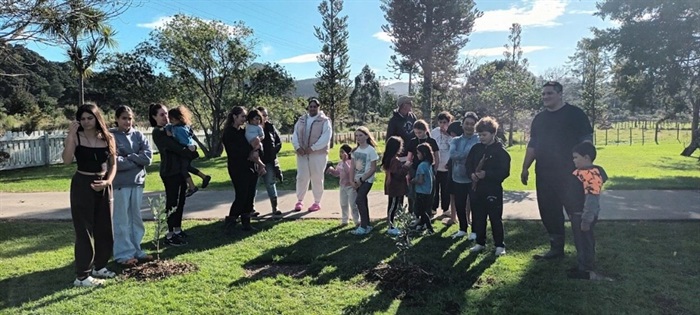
[365,262,435,299]
[120,260,198,281]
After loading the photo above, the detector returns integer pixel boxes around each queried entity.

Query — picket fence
[0,130,385,171]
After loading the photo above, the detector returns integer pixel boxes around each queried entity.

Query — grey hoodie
[109,127,153,188]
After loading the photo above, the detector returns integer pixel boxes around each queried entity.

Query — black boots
[271,197,282,216]
[533,234,566,260]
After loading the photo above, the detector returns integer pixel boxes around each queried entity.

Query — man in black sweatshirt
[386,95,417,160]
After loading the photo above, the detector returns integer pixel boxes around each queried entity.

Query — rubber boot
[534,234,565,260]
[271,197,282,215]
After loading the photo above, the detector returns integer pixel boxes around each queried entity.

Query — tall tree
[593,0,700,154]
[349,65,381,123]
[568,38,610,129]
[381,0,481,121]
[41,0,117,105]
[142,14,256,157]
[314,0,351,146]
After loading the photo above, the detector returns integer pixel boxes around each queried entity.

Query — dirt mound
[121,260,198,281]
[365,262,434,299]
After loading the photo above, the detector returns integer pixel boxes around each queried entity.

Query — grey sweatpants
[570,212,598,272]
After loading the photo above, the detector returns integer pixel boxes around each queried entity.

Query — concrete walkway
[1,189,698,221]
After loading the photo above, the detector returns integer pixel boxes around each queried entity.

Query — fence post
[617,128,620,145]
[642,128,645,145]
[43,133,50,166]
[605,129,608,146]
[629,128,632,145]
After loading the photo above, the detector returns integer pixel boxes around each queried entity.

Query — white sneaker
[91,267,116,279]
[451,231,467,239]
[350,226,370,235]
[495,247,506,256]
[467,233,477,241]
[470,244,485,253]
[74,276,104,287]
[386,228,400,236]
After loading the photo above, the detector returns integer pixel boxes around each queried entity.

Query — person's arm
[360,157,378,182]
[580,194,600,231]
[412,173,424,185]
[430,139,440,172]
[597,166,609,183]
[62,122,80,165]
[152,128,194,159]
[574,107,594,143]
[385,118,395,140]
[485,148,511,183]
[172,126,194,147]
[127,132,153,167]
[310,119,333,151]
[326,163,341,177]
[272,125,282,155]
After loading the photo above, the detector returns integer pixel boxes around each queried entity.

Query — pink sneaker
[293,201,303,212]
[308,203,321,212]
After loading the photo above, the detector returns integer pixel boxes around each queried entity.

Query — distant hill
[293,78,410,97]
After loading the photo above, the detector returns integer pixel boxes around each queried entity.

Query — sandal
[91,267,116,279]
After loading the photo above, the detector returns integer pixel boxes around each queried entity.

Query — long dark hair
[148,103,167,127]
[114,105,134,128]
[76,103,116,156]
[224,106,246,128]
[381,136,403,171]
[416,142,434,166]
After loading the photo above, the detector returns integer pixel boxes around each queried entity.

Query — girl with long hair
[62,103,117,286]
[411,143,435,234]
[350,126,379,235]
[326,144,360,226]
[382,136,410,236]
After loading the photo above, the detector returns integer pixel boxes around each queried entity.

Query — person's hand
[404,160,411,167]
[304,147,313,155]
[67,121,80,143]
[248,151,259,161]
[340,151,348,161]
[476,170,485,179]
[471,173,479,182]
[296,148,305,156]
[581,221,590,232]
[520,169,529,185]
[187,145,196,152]
[90,180,110,192]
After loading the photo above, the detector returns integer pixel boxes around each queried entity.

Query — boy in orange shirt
[568,142,611,280]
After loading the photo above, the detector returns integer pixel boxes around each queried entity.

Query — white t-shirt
[352,145,380,183]
[431,127,452,172]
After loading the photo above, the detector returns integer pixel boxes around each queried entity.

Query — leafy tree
[349,65,381,123]
[314,0,351,145]
[381,0,481,120]
[593,0,700,154]
[41,0,118,105]
[568,38,611,129]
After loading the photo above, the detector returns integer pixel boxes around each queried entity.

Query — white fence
[0,129,206,171]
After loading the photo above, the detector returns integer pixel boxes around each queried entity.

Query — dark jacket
[152,127,197,177]
[465,140,511,192]
[386,110,416,144]
[261,121,282,164]
[222,124,255,172]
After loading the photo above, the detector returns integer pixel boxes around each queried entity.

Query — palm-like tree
[41,0,117,105]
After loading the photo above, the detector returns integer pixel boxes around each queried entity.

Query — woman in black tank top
[62,103,117,287]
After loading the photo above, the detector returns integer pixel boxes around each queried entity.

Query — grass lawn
[1,143,698,193]
[1,219,699,314]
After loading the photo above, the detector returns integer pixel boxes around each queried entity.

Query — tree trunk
[78,75,85,106]
[680,98,699,156]
[508,108,514,147]
[421,62,433,121]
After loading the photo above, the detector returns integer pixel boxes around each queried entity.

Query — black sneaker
[201,175,212,189]
[251,211,260,217]
[165,234,188,246]
[185,187,199,197]
[176,231,188,238]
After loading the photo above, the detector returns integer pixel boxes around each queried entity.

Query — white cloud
[137,16,174,29]
[278,53,320,64]
[474,0,567,33]
[261,44,273,55]
[462,46,549,57]
[373,31,393,43]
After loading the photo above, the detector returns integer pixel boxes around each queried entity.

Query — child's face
[437,119,449,132]
[414,128,426,139]
[251,116,262,125]
[355,131,368,145]
[339,149,349,160]
[478,131,495,144]
[169,116,181,125]
[416,150,424,161]
[463,119,476,136]
[572,152,592,169]
[116,112,133,131]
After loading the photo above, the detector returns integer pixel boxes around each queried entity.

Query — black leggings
[228,165,257,221]
[70,173,113,278]
[470,188,504,247]
[387,196,404,229]
[162,174,187,232]
[433,171,450,211]
[451,181,471,232]
[415,193,434,231]
[356,182,373,228]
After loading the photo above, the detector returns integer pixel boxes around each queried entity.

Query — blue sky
[26,0,618,82]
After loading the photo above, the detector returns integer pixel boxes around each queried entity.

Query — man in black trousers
[521,81,593,260]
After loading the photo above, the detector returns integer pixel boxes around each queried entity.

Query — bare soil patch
[121,260,198,281]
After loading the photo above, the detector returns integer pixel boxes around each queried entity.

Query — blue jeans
[112,186,147,263]
[257,163,278,199]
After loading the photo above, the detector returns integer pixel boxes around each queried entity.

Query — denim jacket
[449,134,479,183]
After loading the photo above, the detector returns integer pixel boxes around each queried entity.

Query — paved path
[1,190,698,221]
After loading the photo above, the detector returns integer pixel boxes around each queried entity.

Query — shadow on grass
[341,221,546,314]
[606,176,700,190]
[0,221,73,259]
[0,263,83,311]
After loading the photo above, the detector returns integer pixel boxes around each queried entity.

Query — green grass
[1,220,699,314]
[1,142,698,192]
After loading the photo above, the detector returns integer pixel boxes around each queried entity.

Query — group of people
[62,80,608,287]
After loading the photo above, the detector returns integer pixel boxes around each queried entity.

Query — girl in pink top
[326,144,359,225]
